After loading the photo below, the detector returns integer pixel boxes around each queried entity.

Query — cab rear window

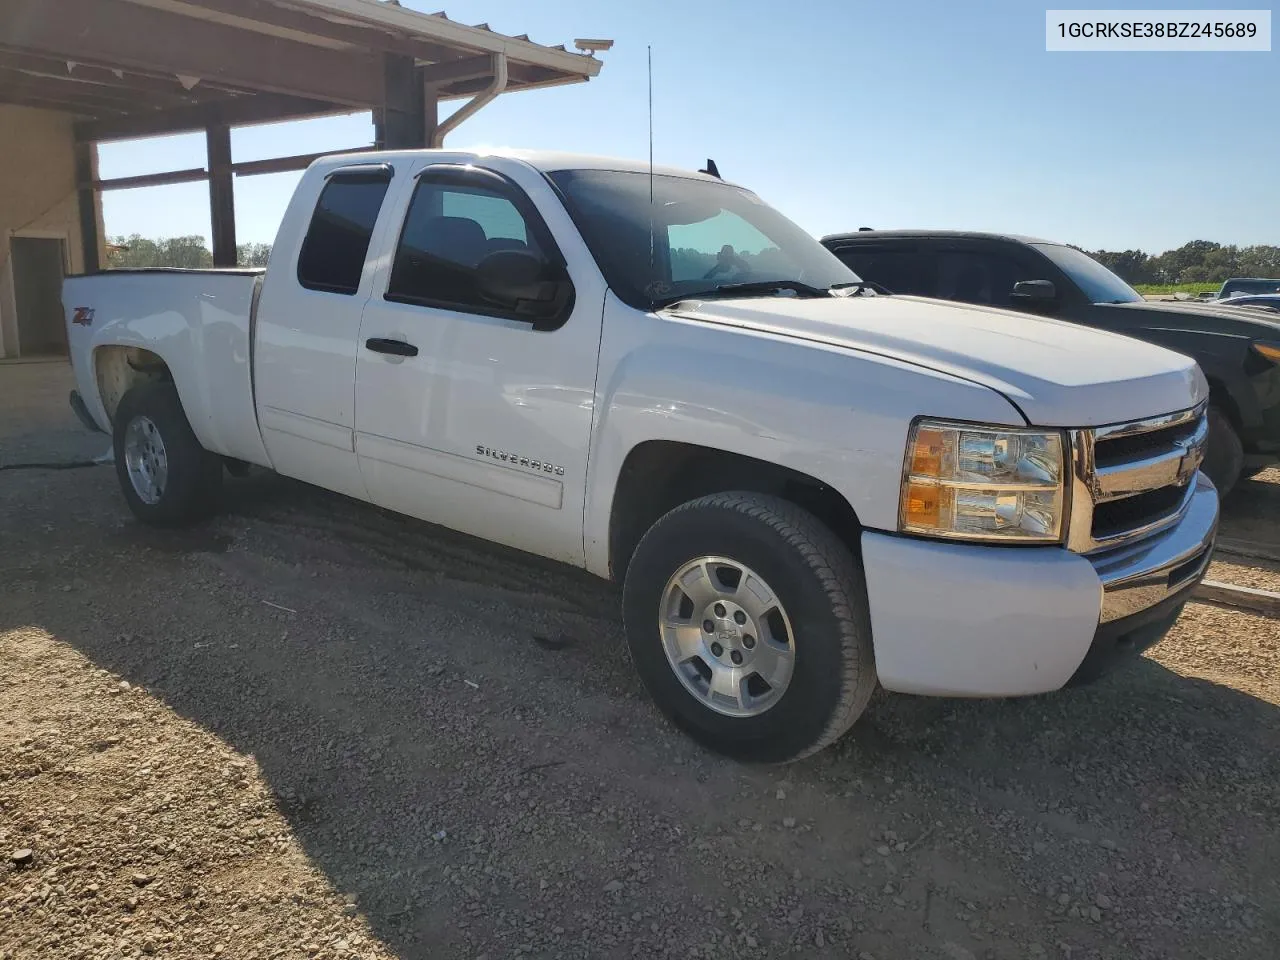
[297,173,392,295]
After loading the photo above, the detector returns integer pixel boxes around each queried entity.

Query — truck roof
[821,229,1059,246]
[310,148,727,184]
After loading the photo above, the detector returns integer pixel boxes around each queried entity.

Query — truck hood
[665,295,1206,427]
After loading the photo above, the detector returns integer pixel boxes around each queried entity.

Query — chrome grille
[1067,402,1208,554]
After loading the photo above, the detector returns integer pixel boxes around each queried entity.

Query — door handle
[365,337,418,357]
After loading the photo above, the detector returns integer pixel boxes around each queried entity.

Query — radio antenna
[647,44,655,276]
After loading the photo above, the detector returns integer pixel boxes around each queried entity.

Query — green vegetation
[106,234,272,270]
[1087,241,1280,287]
[1132,282,1219,296]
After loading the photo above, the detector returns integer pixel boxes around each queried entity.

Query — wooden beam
[1193,580,1280,619]
[75,94,344,143]
[230,146,374,178]
[0,93,118,117]
[0,69,191,112]
[207,124,236,267]
[94,168,210,191]
[74,142,101,273]
[174,0,477,64]
[418,54,495,86]
[1,0,382,107]
[0,46,254,97]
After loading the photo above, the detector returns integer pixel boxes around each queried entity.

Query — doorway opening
[11,236,69,357]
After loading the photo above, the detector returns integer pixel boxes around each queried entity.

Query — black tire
[622,492,877,763]
[1202,405,1244,498]
[113,381,223,526]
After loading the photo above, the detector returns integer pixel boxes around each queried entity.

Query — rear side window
[297,173,392,295]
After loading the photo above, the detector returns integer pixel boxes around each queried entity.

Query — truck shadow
[9,469,1280,958]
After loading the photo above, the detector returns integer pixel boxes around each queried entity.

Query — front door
[353,159,604,566]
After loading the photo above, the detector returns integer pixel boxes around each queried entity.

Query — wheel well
[94,346,172,425]
[1206,377,1242,430]
[608,440,862,581]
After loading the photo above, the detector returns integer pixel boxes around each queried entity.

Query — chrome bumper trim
[1091,474,1218,624]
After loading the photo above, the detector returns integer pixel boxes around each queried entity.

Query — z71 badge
[476,445,565,476]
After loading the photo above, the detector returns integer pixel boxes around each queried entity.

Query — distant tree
[1087,249,1155,285]
[237,242,272,268]
[106,234,212,269]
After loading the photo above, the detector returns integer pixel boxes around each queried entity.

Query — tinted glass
[1222,279,1280,297]
[832,248,929,295]
[1033,243,1142,304]
[548,169,858,310]
[297,176,391,294]
[388,180,551,312]
[935,249,1025,306]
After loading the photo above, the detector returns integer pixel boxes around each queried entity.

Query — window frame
[383,163,575,330]
[295,163,396,296]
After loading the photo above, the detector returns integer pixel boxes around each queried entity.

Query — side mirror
[1010,279,1057,309]
[476,250,573,329]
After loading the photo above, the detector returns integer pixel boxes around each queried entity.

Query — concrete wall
[0,105,104,359]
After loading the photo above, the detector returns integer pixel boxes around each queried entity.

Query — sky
[98,0,1278,254]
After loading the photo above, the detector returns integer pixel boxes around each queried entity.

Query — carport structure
[0,0,605,277]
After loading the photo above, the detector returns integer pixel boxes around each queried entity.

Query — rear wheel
[1202,405,1244,498]
[622,492,877,763]
[113,382,223,526]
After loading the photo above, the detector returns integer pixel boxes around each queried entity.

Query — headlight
[899,419,1067,543]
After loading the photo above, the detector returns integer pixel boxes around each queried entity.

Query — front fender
[581,296,1024,578]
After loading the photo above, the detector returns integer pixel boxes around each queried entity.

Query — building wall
[0,105,104,359]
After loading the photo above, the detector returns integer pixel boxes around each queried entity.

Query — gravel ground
[2,363,1278,960]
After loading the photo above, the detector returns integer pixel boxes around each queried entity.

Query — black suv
[821,230,1280,495]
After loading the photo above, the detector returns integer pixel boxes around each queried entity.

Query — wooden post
[378,53,430,148]
[73,140,101,274]
[206,122,236,267]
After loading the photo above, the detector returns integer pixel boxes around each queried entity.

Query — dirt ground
[2,362,1277,960]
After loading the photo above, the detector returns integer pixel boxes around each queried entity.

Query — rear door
[254,162,399,499]
[352,158,606,566]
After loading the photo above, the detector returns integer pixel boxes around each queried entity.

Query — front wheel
[622,492,877,763]
[1202,405,1243,499]
[113,381,223,526]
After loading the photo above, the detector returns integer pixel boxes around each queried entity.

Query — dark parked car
[1216,278,1280,299]
[820,230,1280,495]
[1220,294,1280,315]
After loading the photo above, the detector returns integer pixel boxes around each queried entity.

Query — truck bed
[63,268,272,468]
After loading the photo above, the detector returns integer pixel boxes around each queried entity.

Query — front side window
[387,178,566,321]
[548,169,858,309]
[1033,243,1142,304]
[935,249,1026,306]
[297,173,392,294]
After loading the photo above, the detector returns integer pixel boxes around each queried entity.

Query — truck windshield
[547,169,859,310]
[1032,243,1143,304]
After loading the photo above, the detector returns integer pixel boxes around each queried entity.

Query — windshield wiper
[653,279,831,308]
[831,280,890,296]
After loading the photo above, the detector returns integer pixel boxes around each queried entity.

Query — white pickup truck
[64,149,1218,762]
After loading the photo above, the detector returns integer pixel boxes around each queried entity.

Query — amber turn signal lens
[910,427,946,477]
[903,481,949,529]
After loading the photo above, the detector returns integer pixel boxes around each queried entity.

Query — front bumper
[861,474,1218,698]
